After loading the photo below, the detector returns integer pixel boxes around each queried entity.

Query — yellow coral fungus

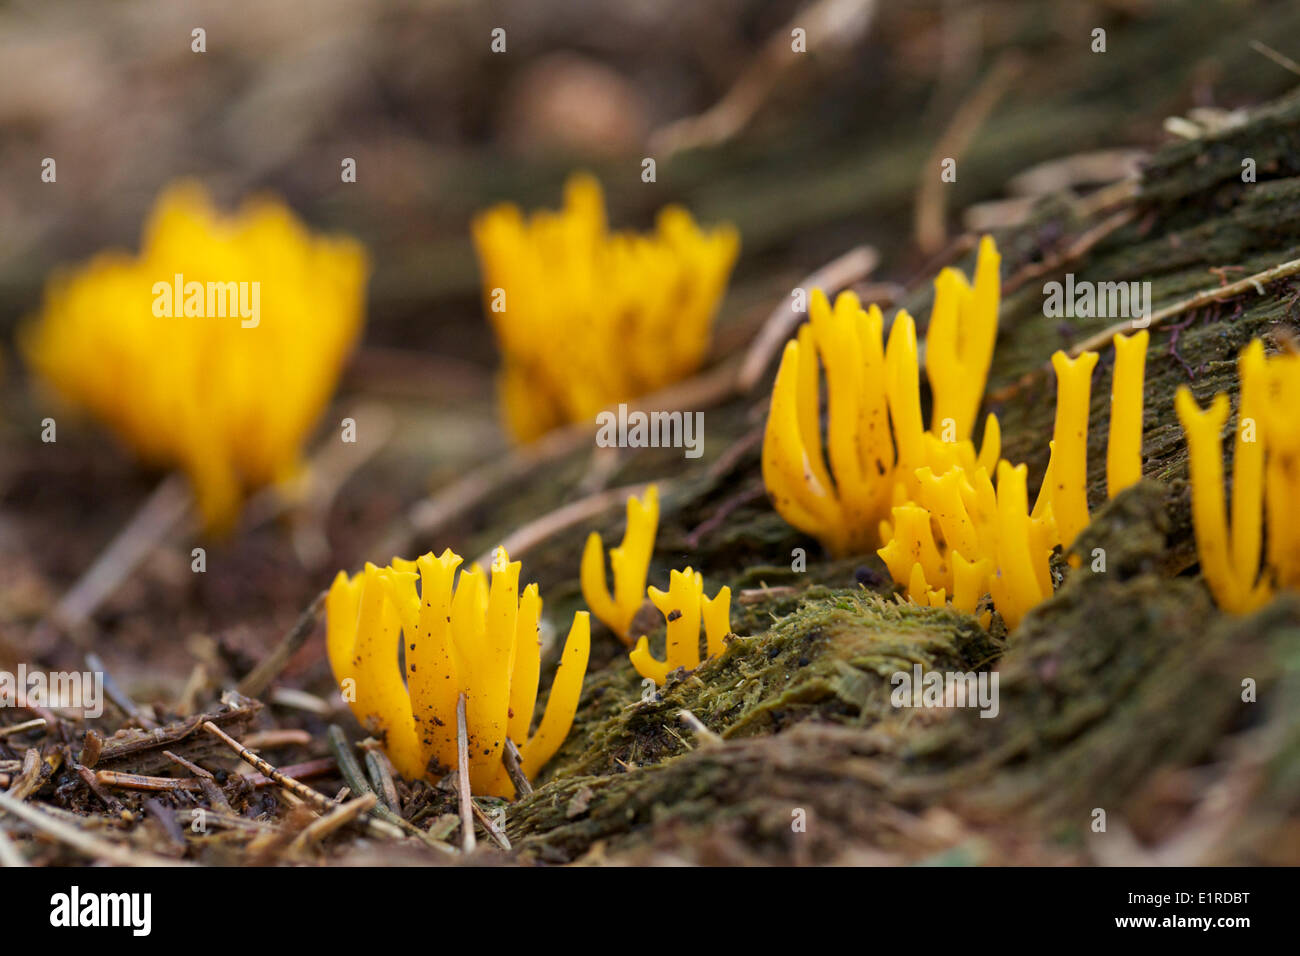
[1047,349,1099,549]
[880,328,1149,630]
[1043,331,1150,550]
[1107,330,1149,498]
[471,174,739,443]
[924,236,1002,441]
[629,568,732,686]
[21,181,368,533]
[581,484,659,644]
[327,546,589,797]
[1175,339,1299,613]
[762,236,1002,556]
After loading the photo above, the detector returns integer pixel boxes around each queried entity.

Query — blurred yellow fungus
[629,567,732,686]
[471,173,739,443]
[1175,339,1298,613]
[581,484,659,644]
[21,181,368,534]
[762,236,1002,557]
[327,546,589,797]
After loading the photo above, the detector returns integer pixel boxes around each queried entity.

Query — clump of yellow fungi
[878,461,1056,630]
[21,181,369,534]
[1175,339,1299,613]
[629,568,732,686]
[762,236,1002,557]
[881,329,1150,630]
[471,173,739,443]
[581,484,659,645]
[327,546,589,798]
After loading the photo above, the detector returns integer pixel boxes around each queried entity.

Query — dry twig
[456,693,476,854]
[739,246,879,391]
[289,793,378,852]
[0,719,46,739]
[1068,254,1300,355]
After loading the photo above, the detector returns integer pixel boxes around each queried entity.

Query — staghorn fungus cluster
[21,182,369,534]
[471,173,739,443]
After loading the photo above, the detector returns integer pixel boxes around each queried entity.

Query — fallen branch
[380,363,740,561]
[678,710,723,747]
[470,801,512,851]
[87,651,157,729]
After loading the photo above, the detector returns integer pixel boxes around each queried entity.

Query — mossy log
[460,88,1300,865]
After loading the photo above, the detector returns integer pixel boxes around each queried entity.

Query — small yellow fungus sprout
[1175,339,1300,613]
[327,546,589,798]
[21,181,368,534]
[629,568,732,686]
[471,173,739,443]
[581,484,659,644]
[762,236,1002,557]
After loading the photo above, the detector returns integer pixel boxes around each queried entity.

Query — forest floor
[2,0,1300,865]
